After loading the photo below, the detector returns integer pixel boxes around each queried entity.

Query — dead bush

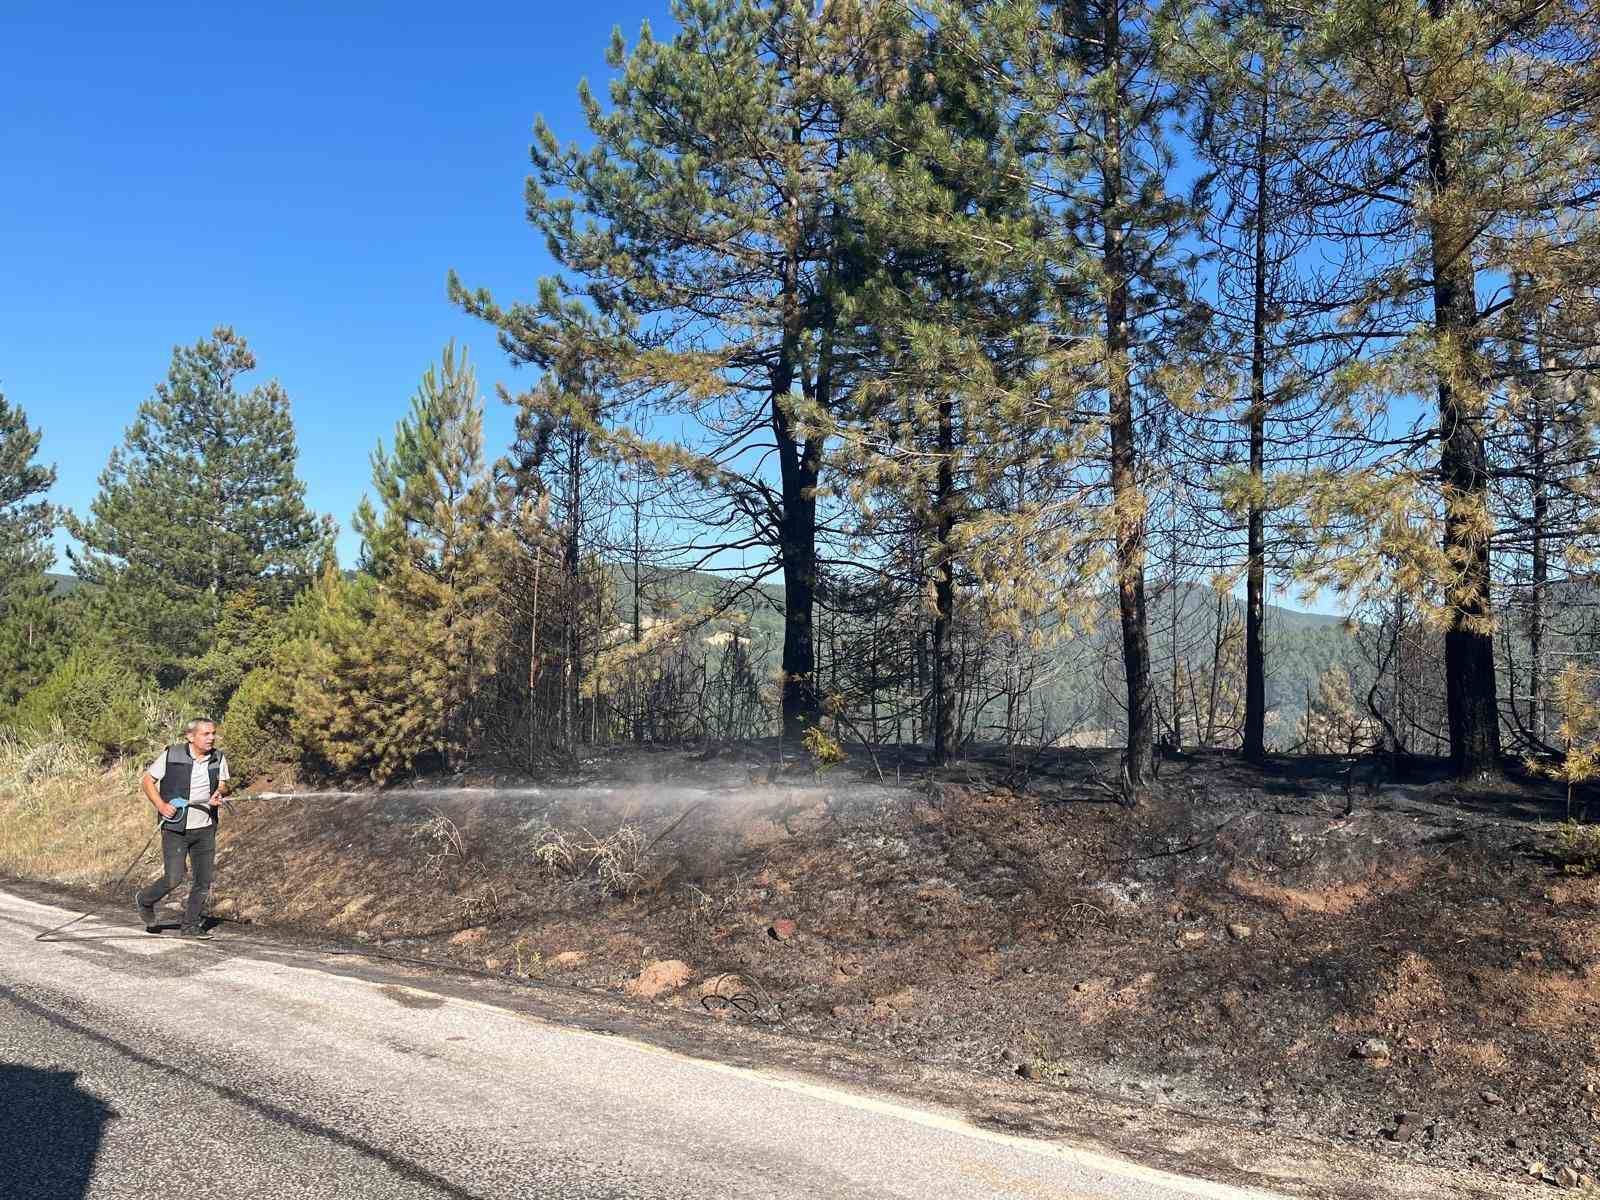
[457,884,503,924]
[532,826,579,873]
[532,823,648,897]
[409,808,467,876]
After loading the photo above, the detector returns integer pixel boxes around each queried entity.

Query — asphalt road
[1,888,1287,1200]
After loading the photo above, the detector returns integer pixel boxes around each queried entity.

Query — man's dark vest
[157,743,223,831]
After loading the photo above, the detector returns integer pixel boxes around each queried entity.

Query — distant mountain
[53,557,1359,747]
[608,567,1361,746]
[1263,602,1350,631]
[601,561,787,648]
[1146,581,1366,737]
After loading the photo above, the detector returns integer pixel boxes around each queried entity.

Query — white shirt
[146,748,230,829]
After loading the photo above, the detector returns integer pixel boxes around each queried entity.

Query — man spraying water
[134,717,230,938]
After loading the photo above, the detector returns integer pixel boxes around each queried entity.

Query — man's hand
[156,801,178,820]
[209,792,228,808]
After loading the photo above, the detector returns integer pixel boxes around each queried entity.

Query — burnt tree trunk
[1426,0,1501,779]
[1243,82,1270,763]
[1529,350,1549,742]
[1104,3,1154,788]
[772,223,822,743]
[932,392,957,767]
[562,426,583,748]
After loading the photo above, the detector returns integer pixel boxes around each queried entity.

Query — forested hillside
[10,10,1600,1193]
[4,0,1600,795]
[51,561,1366,751]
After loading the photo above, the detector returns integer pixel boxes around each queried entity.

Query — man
[134,717,230,938]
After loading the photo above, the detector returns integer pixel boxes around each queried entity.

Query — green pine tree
[185,588,287,716]
[811,10,1054,765]
[297,347,507,779]
[907,0,1209,787]
[65,327,332,683]
[0,390,61,709]
[451,0,915,742]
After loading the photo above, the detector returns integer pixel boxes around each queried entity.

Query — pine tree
[1182,0,1365,763]
[1492,281,1600,752]
[0,390,60,708]
[290,568,420,780]
[185,588,285,715]
[66,327,332,681]
[811,7,1051,766]
[1272,0,1600,778]
[1298,665,1372,754]
[297,346,506,779]
[493,362,617,750]
[935,0,1208,787]
[1529,661,1600,821]
[1192,591,1247,748]
[452,0,915,743]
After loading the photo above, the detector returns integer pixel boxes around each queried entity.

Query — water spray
[251,786,565,802]
[32,778,762,944]
[250,790,365,802]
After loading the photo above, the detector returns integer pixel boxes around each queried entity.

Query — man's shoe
[134,892,158,933]
[177,927,212,940]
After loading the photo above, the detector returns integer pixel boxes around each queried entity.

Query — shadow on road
[0,1065,113,1199]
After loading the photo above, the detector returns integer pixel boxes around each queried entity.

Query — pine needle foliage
[451,0,922,740]
[65,328,331,684]
[1256,0,1600,777]
[0,390,61,708]
[886,0,1212,784]
[1528,661,1600,822]
[295,347,508,781]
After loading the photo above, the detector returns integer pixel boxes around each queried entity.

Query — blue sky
[6,0,1348,618]
[5,0,674,570]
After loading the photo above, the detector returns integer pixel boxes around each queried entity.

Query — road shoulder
[5,878,1517,1200]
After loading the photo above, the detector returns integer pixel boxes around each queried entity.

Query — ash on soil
[199,745,1600,1191]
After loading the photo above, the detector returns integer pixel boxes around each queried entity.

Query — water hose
[25,792,343,943]
[28,789,788,1024]
[33,831,159,942]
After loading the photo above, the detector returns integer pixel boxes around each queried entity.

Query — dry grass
[1488,967,1600,1036]
[1548,875,1600,909]
[1432,1038,1509,1076]
[532,822,648,897]
[408,808,468,876]
[1372,951,1452,1021]
[0,725,151,885]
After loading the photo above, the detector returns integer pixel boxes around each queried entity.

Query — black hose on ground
[34,832,158,942]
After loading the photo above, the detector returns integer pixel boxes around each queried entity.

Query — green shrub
[802,725,846,773]
[1552,821,1600,876]
[221,666,297,784]
[11,648,157,756]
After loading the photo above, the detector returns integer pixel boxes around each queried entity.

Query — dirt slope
[21,746,1600,1195]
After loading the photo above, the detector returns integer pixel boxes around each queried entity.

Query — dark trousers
[135,825,216,930]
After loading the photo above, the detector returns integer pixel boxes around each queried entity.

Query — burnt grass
[201,745,1599,1187]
